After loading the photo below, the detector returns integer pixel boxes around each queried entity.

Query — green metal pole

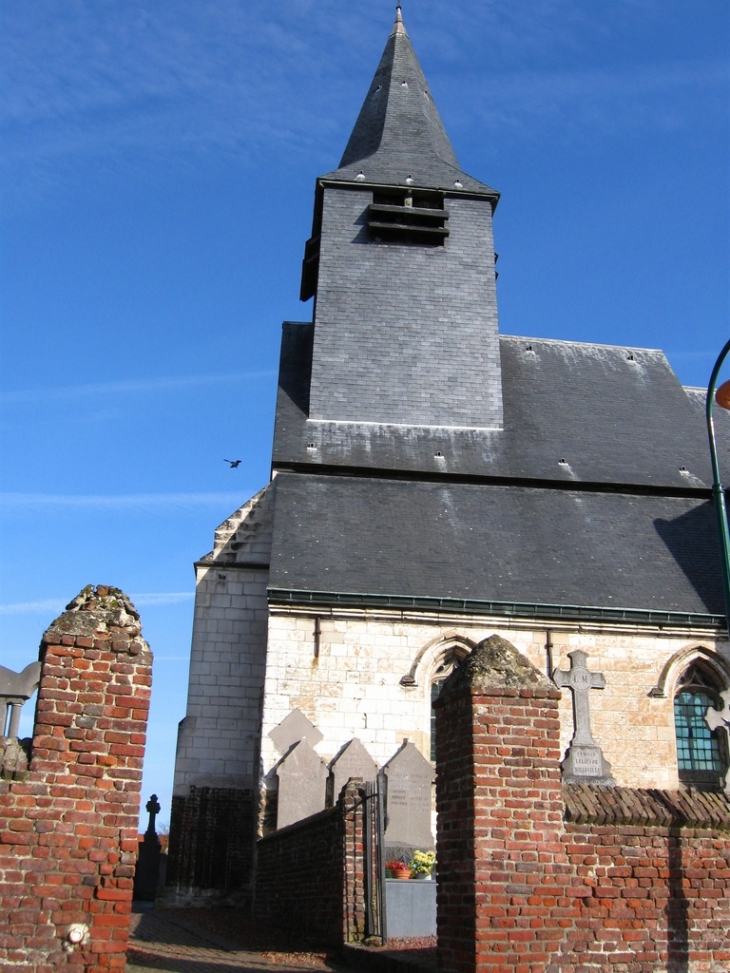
[706,339,730,630]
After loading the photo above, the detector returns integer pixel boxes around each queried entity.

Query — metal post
[706,338,730,629]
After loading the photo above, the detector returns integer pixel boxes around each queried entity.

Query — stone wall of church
[166,563,268,902]
[172,564,268,797]
[261,607,730,791]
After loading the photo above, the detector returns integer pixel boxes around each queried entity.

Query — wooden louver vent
[368,191,449,246]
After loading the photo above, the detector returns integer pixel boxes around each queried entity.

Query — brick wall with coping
[253,778,366,946]
[435,633,730,973]
[0,586,152,973]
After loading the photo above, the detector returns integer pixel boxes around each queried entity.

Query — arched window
[674,661,728,789]
[430,645,468,760]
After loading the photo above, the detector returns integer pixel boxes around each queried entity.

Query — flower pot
[412,871,432,880]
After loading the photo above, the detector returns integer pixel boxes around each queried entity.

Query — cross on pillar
[553,649,614,784]
[145,794,161,837]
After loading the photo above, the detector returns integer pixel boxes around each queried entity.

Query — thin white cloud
[131,592,194,607]
[0,599,66,616]
[0,592,193,615]
[0,371,274,406]
[0,492,245,511]
[5,1,725,212]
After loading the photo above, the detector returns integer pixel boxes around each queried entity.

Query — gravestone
[382,740,435,850]
[329,737,378,804]
[134,794,162,902]
[553,650,614,785]
[269,708,323,754]
[275,738,328,829]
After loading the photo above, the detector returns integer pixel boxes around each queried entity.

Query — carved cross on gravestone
[705,688,730,794]
[553,650,614,785]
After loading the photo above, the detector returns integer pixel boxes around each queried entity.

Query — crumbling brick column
[0,586,152,973]
[435,634,566,973]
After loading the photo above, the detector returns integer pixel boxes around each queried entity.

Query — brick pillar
[341,779,366,944]
[0,585,152,973]
[435,634,566,973]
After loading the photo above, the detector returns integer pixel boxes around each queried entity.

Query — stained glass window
[674,690,723,773]
[673,662,727,786]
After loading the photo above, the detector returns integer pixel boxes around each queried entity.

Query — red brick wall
[0,586,152,973]
[559,787,730,972]
[253,778,366,946]
[435,636,565,973]
[435,634,730,973]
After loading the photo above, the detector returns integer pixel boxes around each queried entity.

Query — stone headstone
[553,650,614,785]
[275,738,328,829]
[329,738,378,804]
[269,708,323,755]
[382,740,435,849]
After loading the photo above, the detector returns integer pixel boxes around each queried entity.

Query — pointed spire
[392,5,407,36]
[322,11,497,197]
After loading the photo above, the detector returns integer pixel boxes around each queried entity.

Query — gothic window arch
[428,642,470,761]
[673,659,729,789]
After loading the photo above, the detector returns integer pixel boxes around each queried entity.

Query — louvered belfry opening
[368,189,448,246]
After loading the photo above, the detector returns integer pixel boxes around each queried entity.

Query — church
[167,7,730,899]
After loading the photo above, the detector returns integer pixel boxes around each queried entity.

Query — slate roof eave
[267,586,725,631]
[316,169,500,201]
[267,472,728,619]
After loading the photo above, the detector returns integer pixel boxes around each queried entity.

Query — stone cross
[553,650,614,784]
[705,689,730,794]
[145,794,161,836]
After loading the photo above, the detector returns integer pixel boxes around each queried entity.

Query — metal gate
[362,777,387,942]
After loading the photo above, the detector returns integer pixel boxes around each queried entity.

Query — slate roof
[273,325,725,491]
[264,11,729,624]
[268,472,725,620]
[321,9,497,197]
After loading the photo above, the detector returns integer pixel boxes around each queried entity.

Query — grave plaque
[275,738,328,829]
[553,650,614,785]
[329,737,378,804]
[382,740,435,849]
[269,708,323,755]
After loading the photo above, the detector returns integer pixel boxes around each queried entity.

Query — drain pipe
[545,629,554,677]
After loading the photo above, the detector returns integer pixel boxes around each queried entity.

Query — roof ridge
[500,334,665,355]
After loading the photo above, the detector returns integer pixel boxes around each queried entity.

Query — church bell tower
[299,6,503,431]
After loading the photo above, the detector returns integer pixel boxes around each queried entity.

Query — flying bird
[224,459,242,468]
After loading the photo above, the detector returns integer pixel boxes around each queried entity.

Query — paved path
[127,908,339,973]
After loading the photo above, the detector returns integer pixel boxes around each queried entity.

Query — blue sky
[1,0,729,827]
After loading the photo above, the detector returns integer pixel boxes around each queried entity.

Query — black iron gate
[362,778,387,942]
